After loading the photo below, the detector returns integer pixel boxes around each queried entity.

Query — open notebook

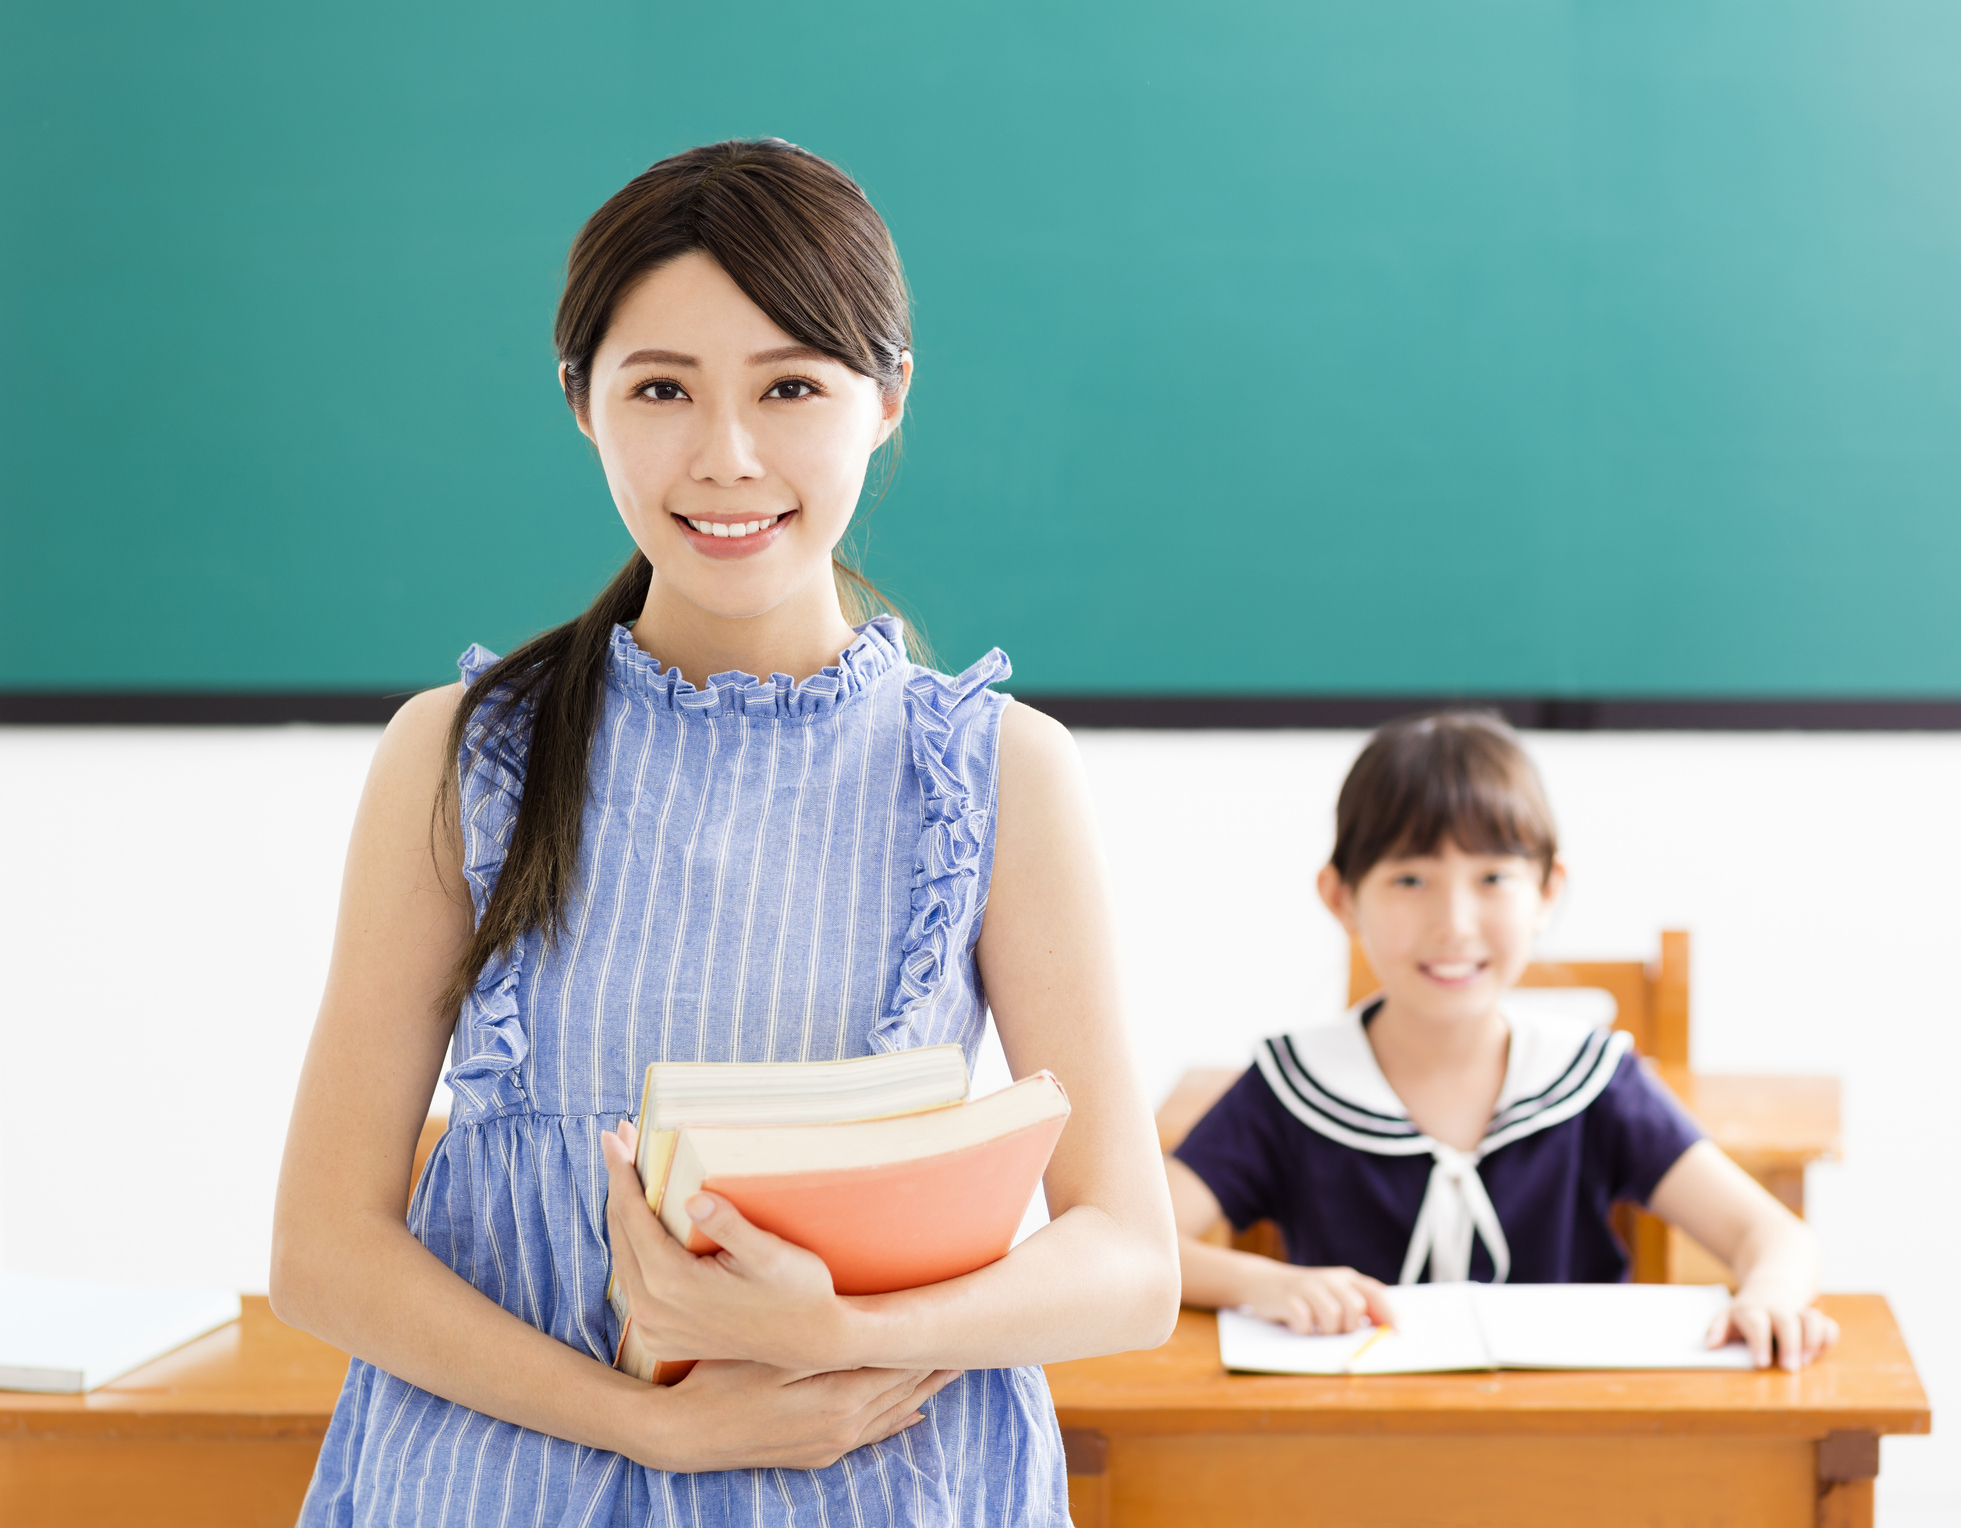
[1218,1282,1754,1375]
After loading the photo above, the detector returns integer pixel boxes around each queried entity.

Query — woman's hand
[636,1361,960,1473]
[1234,1258,1394,1336]
[602,1122,851,1370]
[1710,1280,1839,1372]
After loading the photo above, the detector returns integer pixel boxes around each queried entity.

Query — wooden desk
[0,1295,1928,1528]
[0,1296,348,1527]
[1046,1295,1928,1528]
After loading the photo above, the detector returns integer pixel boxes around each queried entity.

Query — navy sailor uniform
[1174,1001,1704,1285]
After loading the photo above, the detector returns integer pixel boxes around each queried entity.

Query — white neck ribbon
[1398,1140,1511,1285]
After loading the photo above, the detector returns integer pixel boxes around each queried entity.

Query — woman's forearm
[829,1204,1180,1371]
[271,1209,670,1462]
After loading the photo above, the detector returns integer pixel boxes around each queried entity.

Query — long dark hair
[439,140,913,1016]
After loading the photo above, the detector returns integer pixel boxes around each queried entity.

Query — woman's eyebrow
[616,348,698,369]
[747,344,833,366]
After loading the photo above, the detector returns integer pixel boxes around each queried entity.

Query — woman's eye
[764,378,818,400]
[639,380,688,402]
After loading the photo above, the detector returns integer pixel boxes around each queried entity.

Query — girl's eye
[639,380,688,402]
[764,378,819,400]
[1393,874,1421,888]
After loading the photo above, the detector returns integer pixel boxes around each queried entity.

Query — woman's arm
[1645,1140,1839,1370]
[605,701,1182,1372]
[1163,1157,1390,1335]
[271,687,952,1471]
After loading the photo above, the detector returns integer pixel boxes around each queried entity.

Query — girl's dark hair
[1330,711,1558,887]
[438,139,912,1016]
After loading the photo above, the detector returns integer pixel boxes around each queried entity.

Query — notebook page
[1470,1282,1754,1370]
[1217,1283,1492,1376]
[1216,1308,1378,1374]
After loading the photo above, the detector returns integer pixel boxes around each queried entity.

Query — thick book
[1218,1282,1754,1376]
[0,1273,241,1393]
[609,1048,1067,1384]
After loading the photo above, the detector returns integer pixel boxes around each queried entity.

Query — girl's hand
[1236,1259,1394,1336]
[638,1360,960,1473]
[602,1122,852,1370]
[1709,1282,1840,1372]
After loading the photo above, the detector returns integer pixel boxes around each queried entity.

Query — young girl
[271,140,1178,1526]
[1169,711,1838,1371]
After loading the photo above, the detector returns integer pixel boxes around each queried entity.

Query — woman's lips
[673,510,794,559]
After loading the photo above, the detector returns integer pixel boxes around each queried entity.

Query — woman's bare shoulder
[354,682,468,838]
[996,696,1077,776]
[992,698,1090,838]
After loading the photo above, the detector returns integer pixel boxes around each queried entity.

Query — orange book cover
[676,1112,1067,1295]
[614,1071,1067,1382]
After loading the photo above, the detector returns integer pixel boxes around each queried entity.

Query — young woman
[1169,712,1837,1372]
[271,139,1179,1526]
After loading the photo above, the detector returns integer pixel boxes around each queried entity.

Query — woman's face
[574,251,903,623]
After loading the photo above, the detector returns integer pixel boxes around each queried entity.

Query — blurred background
[2,2,1956,1520]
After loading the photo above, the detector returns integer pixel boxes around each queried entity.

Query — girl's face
[573,251,904,624]
[1319,841,1565,1028]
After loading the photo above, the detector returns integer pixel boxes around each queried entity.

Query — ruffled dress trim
[872,645,1013,1051]
[446,642,534,1115]
[603,614,908,720]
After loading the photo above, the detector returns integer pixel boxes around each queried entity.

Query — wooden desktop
[1046,1296,1928,1528]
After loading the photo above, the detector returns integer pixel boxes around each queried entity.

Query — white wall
[0,726,1951,1521]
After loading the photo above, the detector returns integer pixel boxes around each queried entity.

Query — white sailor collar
[1254,997,1632,1162]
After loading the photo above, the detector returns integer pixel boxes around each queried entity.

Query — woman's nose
[690,405,764,485]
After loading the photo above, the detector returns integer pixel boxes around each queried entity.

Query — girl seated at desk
[1169,711,1838,1371]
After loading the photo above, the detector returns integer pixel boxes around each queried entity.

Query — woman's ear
[872,351,912,449]
[1316,863,1359,934]
[560,363,596,442]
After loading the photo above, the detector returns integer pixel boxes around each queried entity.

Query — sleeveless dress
[299,616,1069,1528]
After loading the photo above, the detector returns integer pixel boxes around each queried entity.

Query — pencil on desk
[1344,1322,1396,1373]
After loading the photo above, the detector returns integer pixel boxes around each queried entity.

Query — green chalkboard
[5,2,1959,696]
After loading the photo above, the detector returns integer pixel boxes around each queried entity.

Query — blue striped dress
[299,616,1069,1528]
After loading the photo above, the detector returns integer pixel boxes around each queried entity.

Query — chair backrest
[1345,930,1690,1066]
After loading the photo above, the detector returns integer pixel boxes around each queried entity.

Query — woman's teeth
[686,515,779,539]
[1426,961,1481,979]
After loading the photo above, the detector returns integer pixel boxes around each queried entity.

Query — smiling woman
[268,139,1179,1528]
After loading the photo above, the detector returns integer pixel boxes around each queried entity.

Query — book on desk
[1217,1281,1752,1376]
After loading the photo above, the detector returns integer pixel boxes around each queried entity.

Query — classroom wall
[8,0,1961,697]
[0,724,1951,1521]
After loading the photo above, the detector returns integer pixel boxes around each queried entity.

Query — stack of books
[608,1046,1069,1383]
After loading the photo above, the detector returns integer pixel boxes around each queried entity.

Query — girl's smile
[1417,958,1489,987]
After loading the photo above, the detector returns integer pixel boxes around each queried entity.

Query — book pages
[1218,1283,1491,1376]
[1472,1282,1752,1370]
[1218,1282,1755,1376]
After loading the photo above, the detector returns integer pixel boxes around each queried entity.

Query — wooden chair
[1156,930,1840,1284]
